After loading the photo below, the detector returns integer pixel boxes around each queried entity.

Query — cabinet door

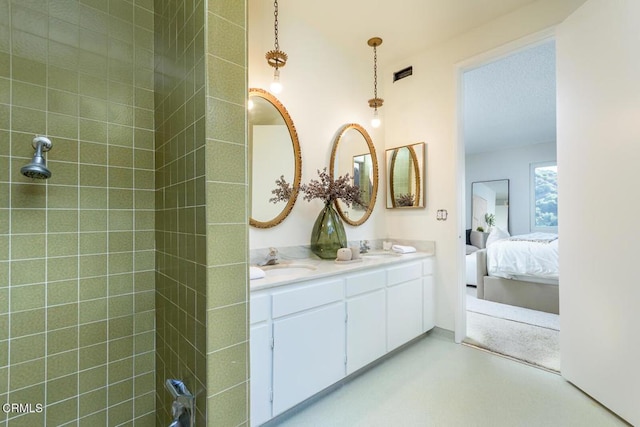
[387,278,423,351]
[423,275,435,332]
[272,303,346,415]
[250,323,272,427]
[346,289,386,375]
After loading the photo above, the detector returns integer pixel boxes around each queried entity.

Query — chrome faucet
[259,247,279,266]
[359,240,370,254]
[165,379,194,427]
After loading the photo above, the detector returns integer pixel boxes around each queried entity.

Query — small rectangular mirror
[385,142,426,209]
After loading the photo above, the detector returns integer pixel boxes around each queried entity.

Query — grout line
[132,6,139,418]
[75,40,82,425]
[5,0,13,420]
[43,1,50,420]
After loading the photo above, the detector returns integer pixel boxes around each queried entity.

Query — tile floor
[266,330,627,427]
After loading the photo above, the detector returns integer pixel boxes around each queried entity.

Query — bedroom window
[530,161,558,231]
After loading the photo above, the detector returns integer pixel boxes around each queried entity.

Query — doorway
[456,35,560,371]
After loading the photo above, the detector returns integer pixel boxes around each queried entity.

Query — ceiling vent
[393,66,413,82]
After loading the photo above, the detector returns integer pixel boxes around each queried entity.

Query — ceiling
[288,0,540,67]
[280,0,557,154]
[463,41,557,154]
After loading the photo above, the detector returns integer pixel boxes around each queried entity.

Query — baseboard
[430,326,455,341]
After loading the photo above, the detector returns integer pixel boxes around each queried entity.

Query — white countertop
[250,250,434,291]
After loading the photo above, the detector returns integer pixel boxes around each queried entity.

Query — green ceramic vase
[310,202,347,259]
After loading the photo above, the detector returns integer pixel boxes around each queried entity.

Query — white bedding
[487,233,559,282]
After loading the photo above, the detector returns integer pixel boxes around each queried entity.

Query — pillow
[466,244,479,255]
[470,230,487,249]
[465,229,472,245]
[486,227,510,247]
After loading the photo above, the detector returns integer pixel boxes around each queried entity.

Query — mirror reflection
[386,142,426,208]
[330,124,378,226]
[249,88,301,228]
[471,179,509,232]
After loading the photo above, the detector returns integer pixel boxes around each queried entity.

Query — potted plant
[484,213,495,232]
[271,168,364,259]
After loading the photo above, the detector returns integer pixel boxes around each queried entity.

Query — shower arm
[33,136,52,155]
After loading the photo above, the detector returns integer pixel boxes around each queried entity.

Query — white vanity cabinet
[386,261,424,351]
[270,279,346,416]
[249,254,435,426]
[249,294,272,427]
[422,258,436,332]
[345,269,387,374]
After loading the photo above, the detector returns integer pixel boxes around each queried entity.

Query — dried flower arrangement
[270,168,365,208]
[395,193,415,207]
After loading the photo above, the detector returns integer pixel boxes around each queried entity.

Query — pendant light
[368,37,383,128]
[266,0,287,94]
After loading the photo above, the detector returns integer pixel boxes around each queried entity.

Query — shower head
[21,136,52,180]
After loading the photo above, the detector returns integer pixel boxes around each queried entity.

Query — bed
[474,232,559,314]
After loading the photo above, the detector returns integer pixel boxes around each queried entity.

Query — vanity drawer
[251,294,271,324]
[387,262,422,286]
[272,279,344,318]
[345,269,386,297]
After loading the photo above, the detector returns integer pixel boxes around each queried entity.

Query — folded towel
[250,266,266,280]
[392,244,416,254]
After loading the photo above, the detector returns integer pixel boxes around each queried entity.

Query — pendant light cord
[373,43,378,110]
[273,0,280,66]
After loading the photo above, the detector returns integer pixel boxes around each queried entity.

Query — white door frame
[453,28,556,343]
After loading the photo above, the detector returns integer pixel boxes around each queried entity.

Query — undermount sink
[261,264,317,278]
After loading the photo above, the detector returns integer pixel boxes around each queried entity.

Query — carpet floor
[464,287,561,372]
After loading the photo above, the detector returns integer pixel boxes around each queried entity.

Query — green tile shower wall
[204,1,249,426]
[0,0,156,426]
[153,0,209,425]
[154,0,248,425]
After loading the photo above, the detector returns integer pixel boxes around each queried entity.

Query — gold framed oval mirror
[249,88,302,228]
[330,123,378,226]
[386,142,426,208]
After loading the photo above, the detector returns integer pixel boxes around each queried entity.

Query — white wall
[466,142,557,236]
[385,1,588,335]
[248,0,386,250]
[248,0,585,330]
[384,0,586,330]
[557,0,640,424]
